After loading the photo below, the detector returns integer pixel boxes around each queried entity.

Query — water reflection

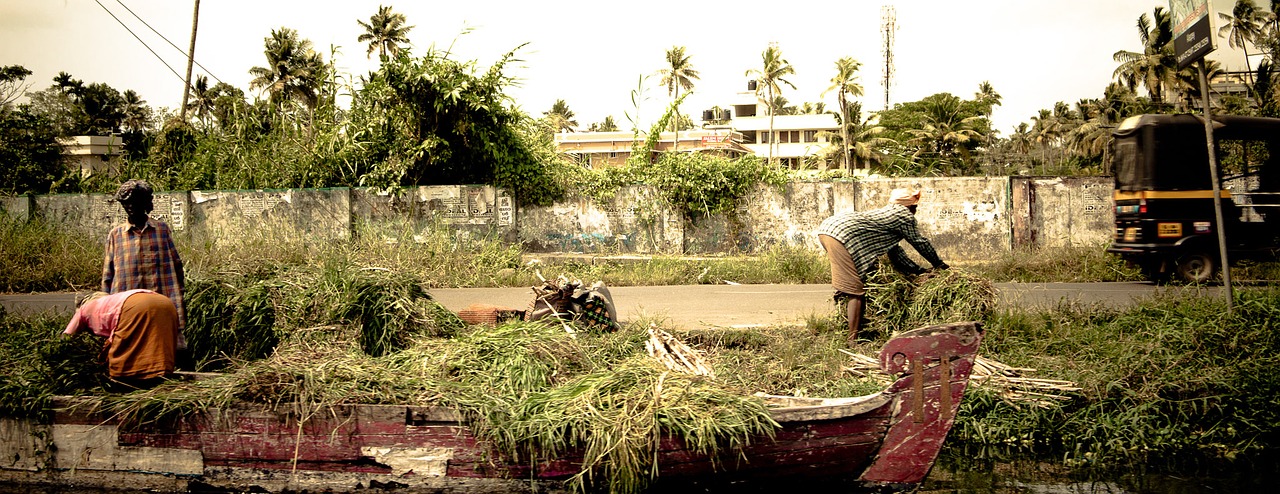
[923,447,1276,493]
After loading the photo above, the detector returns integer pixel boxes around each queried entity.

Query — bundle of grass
[95,321,784,494]
[862,267,996,335]
[0,313,106,421]
[184,276,280,370]
[181,263,465,370]
[483,357,778,494]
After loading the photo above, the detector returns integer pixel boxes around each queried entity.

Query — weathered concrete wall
[1012,177,1114,249]
[351,185,517,242]
[32,191,190,240]
[4,179,1118,261]
[189,188,348,245]
[519,186,683,254]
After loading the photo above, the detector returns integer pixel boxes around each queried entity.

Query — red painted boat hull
[0,321,982,492]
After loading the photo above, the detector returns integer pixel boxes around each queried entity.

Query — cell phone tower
[881,4,897,112]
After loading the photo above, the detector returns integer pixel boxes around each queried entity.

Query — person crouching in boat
[64,289,179,390]
[816,188,949,346]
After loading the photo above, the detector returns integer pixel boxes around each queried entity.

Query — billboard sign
[1171,0,1215,69]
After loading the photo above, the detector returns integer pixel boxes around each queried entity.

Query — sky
[0,0,1255,135]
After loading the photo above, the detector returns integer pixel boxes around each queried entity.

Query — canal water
[920,448,1276,493]
[2,450,1275,493]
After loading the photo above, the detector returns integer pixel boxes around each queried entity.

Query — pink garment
[64,289,154,341]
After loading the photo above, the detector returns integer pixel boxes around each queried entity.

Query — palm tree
[974,81,1002,117]
[185,75,215,127]
[822,57,864,171]
[588,116,619,132]
[1113,7,1177,108]
[1218,0,1265,88]
[818,101,891,172]
[745,43,796,166]
[658,46,699,148]
[120,90,151,133]
[357,5,413,60]
[543,99,577,132]
[249,28,325,110]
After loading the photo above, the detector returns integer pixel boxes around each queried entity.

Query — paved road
[1,282,1221,330]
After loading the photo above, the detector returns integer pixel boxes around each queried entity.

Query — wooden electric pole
[179,0,200,120]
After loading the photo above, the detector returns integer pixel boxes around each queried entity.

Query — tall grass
[969,245,1143,283]
[0,215,101,292]
[952,288,1280,470]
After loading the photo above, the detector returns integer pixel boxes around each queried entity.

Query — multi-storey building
[555,80,840,169]
[728,79,840,169]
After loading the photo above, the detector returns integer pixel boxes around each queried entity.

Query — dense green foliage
[955,288,1280,470]
[0,108,69,195]
[0,215,101,293]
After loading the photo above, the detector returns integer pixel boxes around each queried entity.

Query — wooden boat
[0,321,982,493]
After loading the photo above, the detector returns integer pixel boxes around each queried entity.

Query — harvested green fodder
[93,322,785,494]
[183,263,464,370]
[480,357,778,494]
[862,267,997,335]
[0,313,105,420]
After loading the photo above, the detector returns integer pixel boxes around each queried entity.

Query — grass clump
[0,312,105,421]
[0,215,101,292]
[952,288,1280,471]
[970,245,1142,283]
[857,267,997,336]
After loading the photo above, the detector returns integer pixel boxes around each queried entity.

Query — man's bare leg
[847,294,864,346]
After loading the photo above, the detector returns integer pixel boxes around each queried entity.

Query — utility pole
[881,5,897,112]
[179,0,200,120]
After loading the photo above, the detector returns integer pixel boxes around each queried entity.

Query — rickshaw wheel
[1175,251,1217,284]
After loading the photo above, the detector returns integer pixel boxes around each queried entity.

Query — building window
[761,131,770,144]
[803,130,817,142]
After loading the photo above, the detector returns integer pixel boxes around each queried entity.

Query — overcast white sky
[0,0,1254,135]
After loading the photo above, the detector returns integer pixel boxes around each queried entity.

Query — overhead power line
[93,0,186,85]
[114,0,224,86]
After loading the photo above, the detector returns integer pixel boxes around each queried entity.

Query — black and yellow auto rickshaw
[1107,114,1280,283]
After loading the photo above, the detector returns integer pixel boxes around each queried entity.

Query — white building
[727,79,841,169]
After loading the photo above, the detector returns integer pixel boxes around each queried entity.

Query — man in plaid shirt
[816,188,948,345]
[102,180,187,350]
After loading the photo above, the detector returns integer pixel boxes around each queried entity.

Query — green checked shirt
[816,204,945,277]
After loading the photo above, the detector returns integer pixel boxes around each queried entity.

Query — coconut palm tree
[745,43,796,166]
[822,57,864,171]
[974,81,1002,117]
[658,46,699,148]
[120,90,152,133]
[818,101,891,172]
[185,75,215,127]
[1219,0,1266,88]
[1113,7,1177,108]
[543,99,577,133]
[358,5,413,61]
[249,28,325,110]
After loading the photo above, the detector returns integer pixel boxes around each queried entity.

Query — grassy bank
[4,256,1279,487]
[0,213,1225,293]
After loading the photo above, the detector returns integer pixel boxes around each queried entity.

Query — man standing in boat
[816,188,949,345]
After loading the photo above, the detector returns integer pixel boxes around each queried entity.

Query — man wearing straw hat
[816,188,949,345]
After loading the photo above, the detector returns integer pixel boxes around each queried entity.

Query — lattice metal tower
[881,5,897,111]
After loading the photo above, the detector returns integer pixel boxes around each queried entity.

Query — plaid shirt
[102,218,186,330]
[816,204,945,277]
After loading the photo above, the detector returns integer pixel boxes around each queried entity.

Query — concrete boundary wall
[1,178,1115,261]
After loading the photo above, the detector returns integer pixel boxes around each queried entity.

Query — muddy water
[921,449,1276,493]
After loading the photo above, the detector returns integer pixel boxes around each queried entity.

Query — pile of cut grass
[96,322,789,494]
[852,266,997,337]
[184,262,464,370]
